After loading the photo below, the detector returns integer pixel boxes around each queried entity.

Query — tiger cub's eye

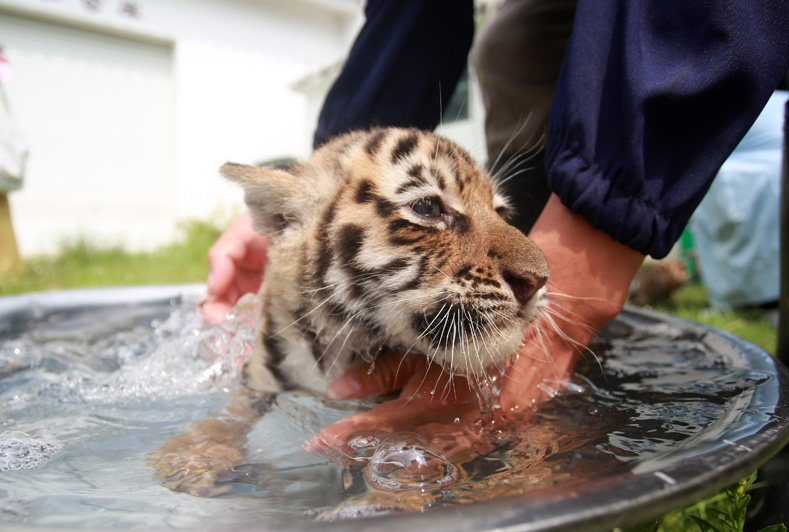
[411,197,443,218]
[495,205,512,220]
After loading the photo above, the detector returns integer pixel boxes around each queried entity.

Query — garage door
[0,10,175,255]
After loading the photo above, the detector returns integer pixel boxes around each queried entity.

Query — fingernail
[326,375,362,399]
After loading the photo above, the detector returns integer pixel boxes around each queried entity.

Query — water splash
[0,294,261,408]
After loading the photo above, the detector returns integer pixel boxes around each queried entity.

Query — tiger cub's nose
[502,269,547,306]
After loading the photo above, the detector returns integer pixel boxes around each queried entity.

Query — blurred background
[0,0,493,258]
[1,0,364,256]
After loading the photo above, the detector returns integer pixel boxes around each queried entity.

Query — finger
[326,352,422,399]
[240,233,269,272]
[206,213,260,291]
[231,273,263,301]
[200,296,235,325]
[206,251,236,296]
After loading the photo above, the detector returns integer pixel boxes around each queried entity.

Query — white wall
[0,11,178,253]
[0,0,362,255]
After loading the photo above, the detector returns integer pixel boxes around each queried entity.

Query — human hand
[311,195,645,456]
[200,212,269,325]
[308,353,507,465]
[499,194,645,412]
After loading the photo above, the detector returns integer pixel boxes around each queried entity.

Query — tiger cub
[223,127,548,393]
[150,127,549,496]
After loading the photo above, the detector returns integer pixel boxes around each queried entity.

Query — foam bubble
[0,432,60,472]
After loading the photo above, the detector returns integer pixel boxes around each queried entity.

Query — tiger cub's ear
[221,162,314,237]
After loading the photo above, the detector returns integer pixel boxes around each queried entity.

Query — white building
[1,0,489,256]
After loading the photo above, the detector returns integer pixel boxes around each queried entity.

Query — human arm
[547,0,789,258]
[314,0,473,148]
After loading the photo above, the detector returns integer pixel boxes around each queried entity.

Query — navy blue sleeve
[545,0,789,258]
[313,0,474,149]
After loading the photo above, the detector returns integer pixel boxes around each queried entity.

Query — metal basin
[0,285,787,532]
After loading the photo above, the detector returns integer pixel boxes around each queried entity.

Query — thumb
[326,351,422,399]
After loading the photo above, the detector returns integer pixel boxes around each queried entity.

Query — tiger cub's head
[222,128,548,378]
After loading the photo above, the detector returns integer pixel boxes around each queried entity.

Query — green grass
[651,283,778,355]
[0,224,783,531]
[655,472,785,532]
[0,219,222,296]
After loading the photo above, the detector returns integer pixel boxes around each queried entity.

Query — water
[0,290,782,529]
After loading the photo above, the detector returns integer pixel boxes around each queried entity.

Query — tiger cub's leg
[148,392,272,497]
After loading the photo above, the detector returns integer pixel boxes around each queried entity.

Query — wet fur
[149,128,549,496]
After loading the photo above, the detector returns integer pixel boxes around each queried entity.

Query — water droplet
[453,417,461,424]
[365,433,456,492]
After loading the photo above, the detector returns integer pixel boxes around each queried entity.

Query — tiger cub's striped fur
[222,127,549,394]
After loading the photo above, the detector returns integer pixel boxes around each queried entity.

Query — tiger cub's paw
[148,435,243,497]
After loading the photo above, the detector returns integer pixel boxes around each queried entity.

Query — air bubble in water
[0,431,60,472]
[345,434,382,460]
[365,432,456,492]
